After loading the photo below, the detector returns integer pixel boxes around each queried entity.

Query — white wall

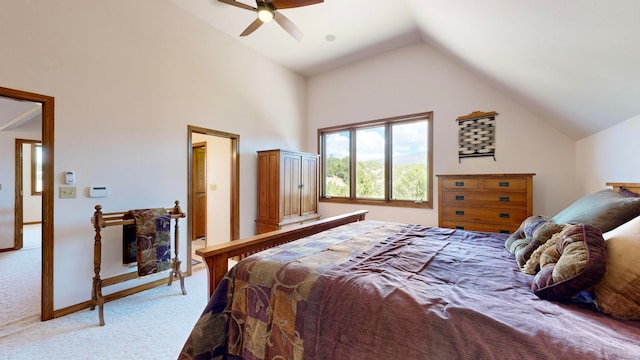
[0,0,306,309]
[307,42,577,225]
[576,114,640,193]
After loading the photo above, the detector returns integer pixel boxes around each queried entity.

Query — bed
[179,182,640,359]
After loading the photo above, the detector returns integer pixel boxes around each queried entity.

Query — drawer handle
[455,225,465,230]
[455,210,465,216]
[455,181,464,187]
[499,229,510,234]
[499,196,510,202]
[499,213,510,219]
[455,195,465,201]
[499,181,510,187]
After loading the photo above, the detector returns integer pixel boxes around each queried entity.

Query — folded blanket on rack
[130,208,172,277]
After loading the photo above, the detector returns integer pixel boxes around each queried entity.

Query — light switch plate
[59,186,77,198]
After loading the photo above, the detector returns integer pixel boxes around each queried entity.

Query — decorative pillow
[505,216,565,270]
[531,224,607,301]
[550,189,640,232]
[522,231,560,275]
[515,221,565,270]
[505,215,547,254]
[619,187,640,198]
[592,215,640,320]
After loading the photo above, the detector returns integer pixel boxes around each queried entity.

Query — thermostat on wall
[89,186,110,198]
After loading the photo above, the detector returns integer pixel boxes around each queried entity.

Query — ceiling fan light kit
[257,4,274,23]
[219,0,324,40]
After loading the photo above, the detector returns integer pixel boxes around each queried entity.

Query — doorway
[187,126,240,274]
[0,86,55,321]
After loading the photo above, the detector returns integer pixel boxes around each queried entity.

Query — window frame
[318,112,433,209]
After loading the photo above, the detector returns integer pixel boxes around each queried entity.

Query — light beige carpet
[1,225,41,331]
[1,225,209,360]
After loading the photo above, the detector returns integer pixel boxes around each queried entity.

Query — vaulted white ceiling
[3,1,638,141]
[171,0,640,140]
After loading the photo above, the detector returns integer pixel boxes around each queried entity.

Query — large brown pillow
[532,224,607,301]
[593,215,640,320]
[551,189,640,232]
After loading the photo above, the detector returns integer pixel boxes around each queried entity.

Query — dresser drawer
[441,207,528,224]
[441,178,479,190]
[441,191,528,207]
[440,220,516,234]
[482,178,528,191]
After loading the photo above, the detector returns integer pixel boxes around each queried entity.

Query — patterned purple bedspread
[179,221,640,360]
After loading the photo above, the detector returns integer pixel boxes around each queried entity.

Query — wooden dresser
[256,149,320,234]
[437,173,534,234]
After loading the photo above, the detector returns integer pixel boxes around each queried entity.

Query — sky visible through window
[326,122,427,162]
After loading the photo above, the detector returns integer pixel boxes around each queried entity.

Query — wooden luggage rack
[90,200,186,326]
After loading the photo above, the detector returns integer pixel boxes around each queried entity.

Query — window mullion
[349,128,356,199]
[385,123,392,202]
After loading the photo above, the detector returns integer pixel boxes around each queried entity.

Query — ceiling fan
[218,0,323,41]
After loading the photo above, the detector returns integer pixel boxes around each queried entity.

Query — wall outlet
[59,186,77,199]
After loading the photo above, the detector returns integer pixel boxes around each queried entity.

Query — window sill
[320,197,432,209]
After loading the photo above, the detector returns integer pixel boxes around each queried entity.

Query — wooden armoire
[256,149,320,234]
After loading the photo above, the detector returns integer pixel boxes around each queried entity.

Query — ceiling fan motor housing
[219,0,324,40]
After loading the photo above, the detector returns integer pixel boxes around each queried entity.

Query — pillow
[619,187,640,198]
[531,224,607,301]
[522,231,561,275]
[592,215,640,320]
[505,215,565,270]
[550,189,640,232]
[505,215,548,254]
[515,221,565,270]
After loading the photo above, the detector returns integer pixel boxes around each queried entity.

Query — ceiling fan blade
[274,11,303,40]
[270,0,323,10]
[218,0,256,12]
[240,18,263,37]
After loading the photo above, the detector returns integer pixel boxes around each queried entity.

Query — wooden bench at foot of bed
[196,210,369,297]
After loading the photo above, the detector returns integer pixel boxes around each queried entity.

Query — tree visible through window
[356,126,385,199]
[318,112,433,208]
[324,131,350,197]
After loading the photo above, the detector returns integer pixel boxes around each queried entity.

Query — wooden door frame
[1,86,55,321]
[187,125,240,274]
[14,139,42,250]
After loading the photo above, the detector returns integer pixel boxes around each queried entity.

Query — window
[31,143,42,195]
[318,112,433,208]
